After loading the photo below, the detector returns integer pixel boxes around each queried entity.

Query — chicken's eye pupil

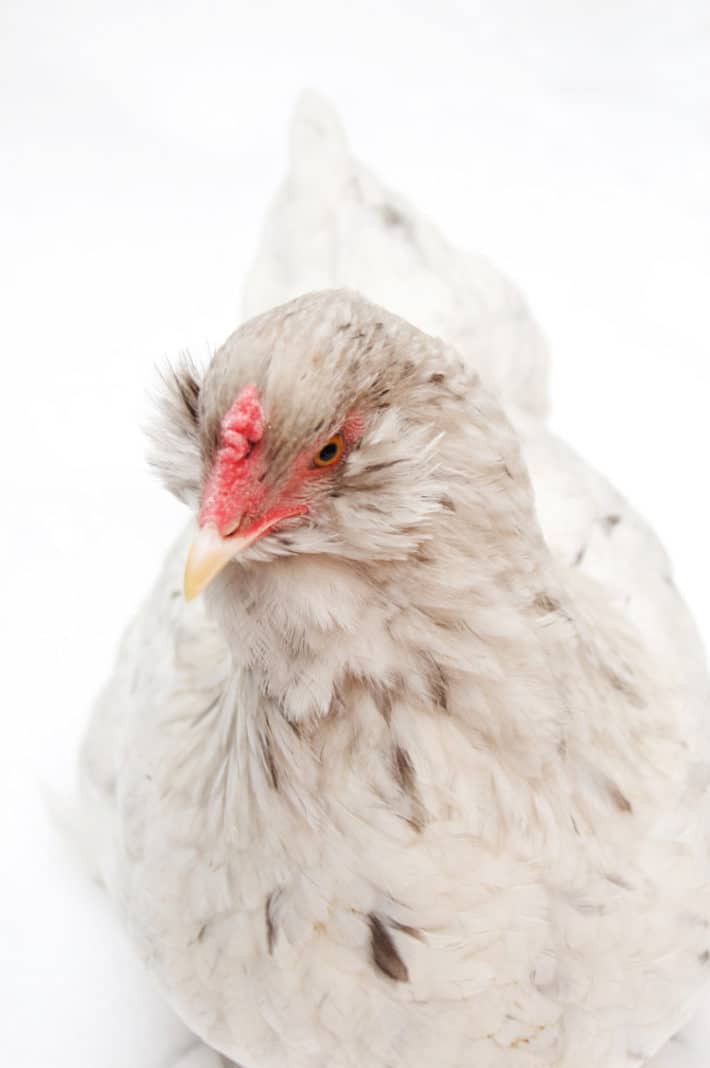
[313,433,344,468]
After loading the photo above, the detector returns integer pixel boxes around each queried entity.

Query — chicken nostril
[222,517,242,537]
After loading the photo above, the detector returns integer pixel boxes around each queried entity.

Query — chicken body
[80,99,710,1068]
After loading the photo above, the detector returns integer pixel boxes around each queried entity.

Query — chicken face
[184,382,365,598]
[149,289,510,600]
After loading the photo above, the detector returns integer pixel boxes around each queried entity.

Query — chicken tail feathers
[243,90,550,420]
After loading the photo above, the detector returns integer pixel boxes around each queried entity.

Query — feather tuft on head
[147,354,204,505]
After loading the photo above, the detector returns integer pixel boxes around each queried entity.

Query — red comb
[199,385,265,529]
[219,384,265,460]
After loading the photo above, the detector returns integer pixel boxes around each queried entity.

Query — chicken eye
[313,433,344,468]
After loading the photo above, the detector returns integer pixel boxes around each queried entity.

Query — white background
[2,1,709,1065]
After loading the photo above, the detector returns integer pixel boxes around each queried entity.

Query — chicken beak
[183,524,250,600]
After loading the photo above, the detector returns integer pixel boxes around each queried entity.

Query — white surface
[1,2,708,1065]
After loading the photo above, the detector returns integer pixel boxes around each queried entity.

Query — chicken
[79,97,710,1068]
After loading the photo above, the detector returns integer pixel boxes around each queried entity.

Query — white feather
[79,99,710,1068]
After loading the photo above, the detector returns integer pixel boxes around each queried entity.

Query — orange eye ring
[313,433,345,468]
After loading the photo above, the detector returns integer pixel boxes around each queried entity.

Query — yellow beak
[183,524,254,600]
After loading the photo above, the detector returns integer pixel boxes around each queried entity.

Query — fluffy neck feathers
[206,491,565,752]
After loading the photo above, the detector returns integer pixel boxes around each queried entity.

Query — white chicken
[79,95,710,1068]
